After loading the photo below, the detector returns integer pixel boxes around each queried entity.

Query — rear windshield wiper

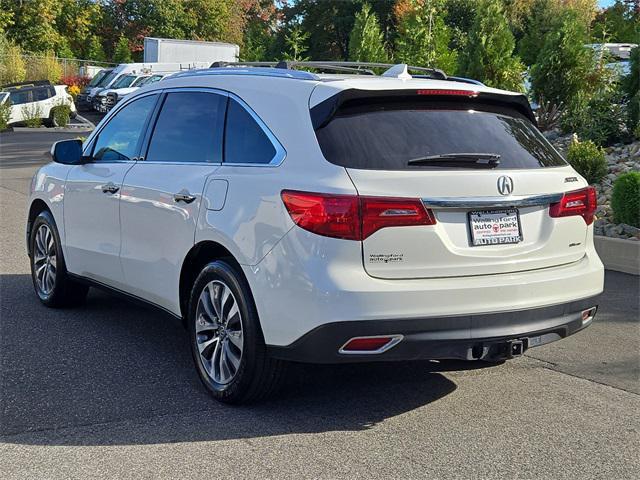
[408,153,501,168]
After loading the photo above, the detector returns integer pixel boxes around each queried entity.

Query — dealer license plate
[468,209,522,246]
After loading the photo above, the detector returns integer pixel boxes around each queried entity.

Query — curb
[13,126,93,133]
[594,236,640,275]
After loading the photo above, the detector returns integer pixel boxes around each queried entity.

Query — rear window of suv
[314,97,566,170]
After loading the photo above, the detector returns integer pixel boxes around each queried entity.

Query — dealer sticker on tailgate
[469,209,522,246]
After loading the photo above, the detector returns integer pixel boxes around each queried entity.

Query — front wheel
[188,260,286,404]
[30,211,89,307]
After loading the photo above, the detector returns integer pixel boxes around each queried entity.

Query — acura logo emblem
[497,176,513,196]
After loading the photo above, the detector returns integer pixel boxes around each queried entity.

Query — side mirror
[50,139,88,165]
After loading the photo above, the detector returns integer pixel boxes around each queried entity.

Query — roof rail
[1,80,52,90]
[170,66,319,81]
[211,61,448,80]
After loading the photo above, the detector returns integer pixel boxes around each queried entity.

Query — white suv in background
[26,63,604,404]
[1,81,76,126]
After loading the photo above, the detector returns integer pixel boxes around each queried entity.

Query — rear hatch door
[313,91,590,279]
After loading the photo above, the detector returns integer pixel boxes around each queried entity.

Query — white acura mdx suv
[26,62,604,404]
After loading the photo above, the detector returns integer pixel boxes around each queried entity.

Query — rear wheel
[30,211,89,307]
[188,260,286,404]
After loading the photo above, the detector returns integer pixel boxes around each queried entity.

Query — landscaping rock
[547,133,640,240]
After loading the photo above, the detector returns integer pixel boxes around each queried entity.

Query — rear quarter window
[314,98,566,170]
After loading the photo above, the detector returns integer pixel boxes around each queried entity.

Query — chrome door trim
[422,193,563,209]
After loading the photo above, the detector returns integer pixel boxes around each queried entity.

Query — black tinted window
[224,98,276,164]
[33,87,52,101]
[93,95,157,161]
[315,99,566,170]
[146,92,226,163]
[9,90,32,105]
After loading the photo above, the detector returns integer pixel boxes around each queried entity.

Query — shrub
[51,104,71,127]
[0,42,26,85]
[28,51,63,84]
[611,172,640,228]
[566,140,607,185]
[68,84,81,99]
[61,75,90,88]
[561,85,629,146]
[0,100,11,131]
[536,96,562,131]
[21,103,43,128]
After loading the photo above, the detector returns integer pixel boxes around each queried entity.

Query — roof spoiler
[310,89,537,130]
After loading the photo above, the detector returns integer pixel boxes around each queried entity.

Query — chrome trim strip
[422,193,563,209]
[338,335,404,355]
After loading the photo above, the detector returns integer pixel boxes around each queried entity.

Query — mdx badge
[497,175,514,196]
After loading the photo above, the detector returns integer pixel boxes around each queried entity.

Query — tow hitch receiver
[507,339,525,358]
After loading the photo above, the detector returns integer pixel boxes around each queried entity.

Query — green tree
[241,1,278,61]
[56,0,104,59]
[395,0,458,73]
[623,46,640,131]
[112,36,132,64]
[2,0,62,53]
[592,0,640,43]
[56,37,75,59]
[530,10,594,106]
[459,0,524,91]
[349,3,388,62]
[85,35,106,63]
[445,0,477,51]
[518,0,562,66]
[0,40,26,84]
[282,26,310,61]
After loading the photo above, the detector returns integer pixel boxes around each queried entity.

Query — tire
[188,260,287,404]
[29,210,89,308]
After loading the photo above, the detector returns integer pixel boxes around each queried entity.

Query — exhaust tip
[581,306,597,325]
[339,335,403,354]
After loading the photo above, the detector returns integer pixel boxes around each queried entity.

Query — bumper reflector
[339,335,403,354]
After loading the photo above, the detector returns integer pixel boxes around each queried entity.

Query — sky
[598,0,615,6]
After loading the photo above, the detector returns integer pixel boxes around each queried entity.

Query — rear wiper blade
[408,153,501,168]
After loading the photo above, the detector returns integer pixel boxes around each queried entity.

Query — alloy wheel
[195,280,244,385]
[33,224,57,296]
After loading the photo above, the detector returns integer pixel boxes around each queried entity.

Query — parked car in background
[92,74,147,112]
[77,62,210,111]
[76,68,114,111]
[0,81,76,127]
[99,74,171,112]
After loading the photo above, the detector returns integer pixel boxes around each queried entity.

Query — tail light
[549,187,597,225]
[281,190,436,241]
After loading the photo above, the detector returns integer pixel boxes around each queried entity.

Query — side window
[224,98,276,164]
[145,91,226,163]
[9,90,32,105]
[33,87,50,102]
[92,95,157,162]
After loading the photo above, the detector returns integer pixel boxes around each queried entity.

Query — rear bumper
[268,295,600,363]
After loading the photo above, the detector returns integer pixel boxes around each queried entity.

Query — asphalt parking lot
[1,129,639,479]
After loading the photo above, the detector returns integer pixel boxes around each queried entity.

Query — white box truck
[144,37,239,63]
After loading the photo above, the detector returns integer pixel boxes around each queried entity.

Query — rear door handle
[101,182,120,194]
[174,191,196,204]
